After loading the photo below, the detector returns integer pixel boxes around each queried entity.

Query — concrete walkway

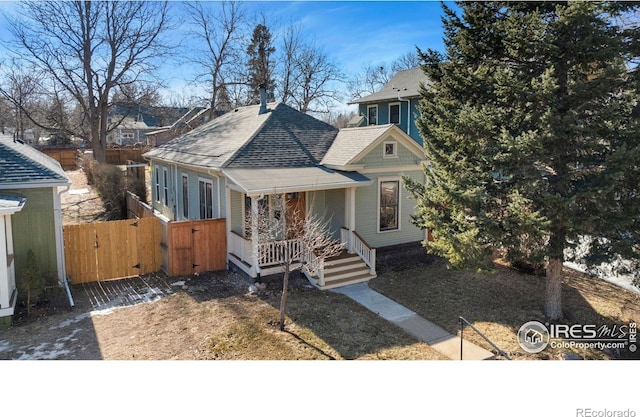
[331,282,495,360]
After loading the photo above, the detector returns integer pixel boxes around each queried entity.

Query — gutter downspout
[56,185,74,307]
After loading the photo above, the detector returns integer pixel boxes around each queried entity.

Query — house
[348,67,429,145]
[143,89,427,289]
[0,135,74,326]
[107,103,205,146]
[145,107,210,147]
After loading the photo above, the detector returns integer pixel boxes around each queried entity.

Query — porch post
[0,216,10,310]
[251,195,261,278]
[225,186,231,269]
[348,187,356,254]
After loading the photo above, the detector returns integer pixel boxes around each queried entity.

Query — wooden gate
[63,217,162,284]
[162,219,226,277]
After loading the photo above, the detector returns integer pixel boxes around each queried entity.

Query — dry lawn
[0,271,447,360]
[371,256,640,360]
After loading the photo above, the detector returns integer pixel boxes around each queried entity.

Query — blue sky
[0,1,454,108]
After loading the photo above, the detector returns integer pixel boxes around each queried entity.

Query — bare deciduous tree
[277,25,344,114]
[248,195,344,331]
[6,1,172,162]
[347,51,421,100]
[185,1,246,118]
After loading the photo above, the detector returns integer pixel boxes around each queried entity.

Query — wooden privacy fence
[126,191,154,219]
[40,148,78,170]
[63,217,162,284]
[159,218,227,277]
[105,148,147,164]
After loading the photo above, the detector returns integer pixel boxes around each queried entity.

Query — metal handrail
[458,316,511,360]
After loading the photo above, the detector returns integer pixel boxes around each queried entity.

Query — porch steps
[307,253,376,290]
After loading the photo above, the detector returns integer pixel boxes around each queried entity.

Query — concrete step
[320,272,375,289]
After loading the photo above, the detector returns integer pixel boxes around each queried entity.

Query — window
[199,179,213,219]
[379,180,399,231]
[383,141,397,158]
[389,103,400,124]
[155,166,160,203]
[163,169,169,205]
[367,105,378,126]
[182,174,189,219]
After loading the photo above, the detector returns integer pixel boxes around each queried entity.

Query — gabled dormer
[348,67,429,146]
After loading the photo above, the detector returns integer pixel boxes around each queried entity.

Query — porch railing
[258,239,302,267]
[306,249,326,287]
[352,230,376,275]
[229,231,253,266]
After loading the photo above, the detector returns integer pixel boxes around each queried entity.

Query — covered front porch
[223,167,377,289]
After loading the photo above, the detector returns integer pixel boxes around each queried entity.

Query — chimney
[258,83,267,114]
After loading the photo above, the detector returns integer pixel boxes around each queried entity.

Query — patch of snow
[0,340,11,353]
[171,280,186,287]
[68,188,89,195]
[564,261,640,296]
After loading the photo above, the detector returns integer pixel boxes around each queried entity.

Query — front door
[285,192,305,238]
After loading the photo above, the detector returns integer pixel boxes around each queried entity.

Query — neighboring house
[348,67,429,146]
[145,107,210,147]
[144,91,427,289]
[0,136,73,325]
[107,104,204,146]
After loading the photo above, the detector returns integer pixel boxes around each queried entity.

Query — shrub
[81,153,96,185]
[93,163,126,220]
[19,249,45,317]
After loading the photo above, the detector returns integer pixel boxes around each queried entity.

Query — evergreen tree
[246,24,275,103]
[405,2,640,320]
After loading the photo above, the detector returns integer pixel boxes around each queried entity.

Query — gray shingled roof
[321,124,395,167]
[349,67,429,104]
[0,136,70,187]
[143,102,338,169]
[227,103,337,168]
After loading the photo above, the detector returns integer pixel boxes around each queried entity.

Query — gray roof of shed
[0,136,69,187]
[348,67,429,104]
[143,102,338,169]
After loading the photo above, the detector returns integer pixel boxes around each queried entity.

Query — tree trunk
[279,267,289,331]
[544,257,564,320]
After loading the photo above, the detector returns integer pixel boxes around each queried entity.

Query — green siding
[354,170,425,248]
[11,188,58,283]
[356,138,420,169]
[230,189,243,234]
[324,189,345,240]
[151,163,227,221]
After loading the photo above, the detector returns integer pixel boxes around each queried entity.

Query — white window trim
[388,102,401,125]
[162,168,169,205]
[367,104,378,126]
[182,173,189,220]
[377,176,402,233]
[383,141,398,159]
[198,177,214,219]
[154,166,161,203]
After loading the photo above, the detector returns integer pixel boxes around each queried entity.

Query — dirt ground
[61,168,107,224]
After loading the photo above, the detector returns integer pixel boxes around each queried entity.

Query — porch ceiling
[223,167,371,195]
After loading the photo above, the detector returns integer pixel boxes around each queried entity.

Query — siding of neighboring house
[11,188,58,280]
[358,99,422,145]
